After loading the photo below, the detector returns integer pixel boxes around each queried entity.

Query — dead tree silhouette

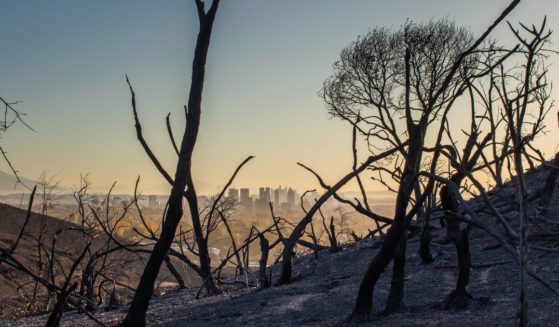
[0,186,126,326]
[119,1,264,325]
[120,0,221,325]
[484,19,553,325]
[316,0,522,320]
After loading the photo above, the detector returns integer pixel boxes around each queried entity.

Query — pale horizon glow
[1,0,558,195]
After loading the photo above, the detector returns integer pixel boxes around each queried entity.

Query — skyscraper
[259,187,271,203]
[265,187,271,202]
[287,188,295,207]
[279,186,287,203]
[240,188,252,211]
[274,188,280,205]
[228,188,239,202]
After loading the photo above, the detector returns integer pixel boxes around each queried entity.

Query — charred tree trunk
[440,184,472,309]
[84,275,95,312]
[219,212,244,277]
[46,243,90,326]
[277,146,402,285]
[352,48,425,320]
[122,192,188,326]
[419,227,433,263]
[184,192,220,295]
[385,229,407,313]
[45,282,78,327]
[352,128,424,321]
[78,262,95,312]
[258,233,270,288]
[514,148,529,326]
[438,131,488,308]
[121,2,220,326]
[328,216,340,252]
[419,194,435,264]
[448,228,472,308]
[107,285,120,310]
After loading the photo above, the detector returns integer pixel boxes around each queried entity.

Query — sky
[0,0,558,195]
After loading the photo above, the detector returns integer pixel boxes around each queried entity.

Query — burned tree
[481,19,552,326]
[323,21,468,317]
[0,100,137,323]
[438,136,491,308]
[126,169,252,287]
[121,1,228,326]
[277,145,402,285]
[320,1,520,319]
[0,184,128,325]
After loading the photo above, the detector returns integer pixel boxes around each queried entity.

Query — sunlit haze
[1,0,558,195]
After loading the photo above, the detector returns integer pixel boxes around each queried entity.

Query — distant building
[254,187,272,214]
[240,188,250,204]
[259,187,271,203]
[233,185,300,213]
[274,188,280,206]
[228,188,239,202]
[240,188,252,211]
[287,188,295,207]
[279,186,287,203]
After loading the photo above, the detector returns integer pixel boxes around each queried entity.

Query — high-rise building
[228,188,239,202]
[240,188,250,203]
[265,187,271,202]
[240,188,252,211]
[274,188,280,205]
[259,187,271,203]
[279,186,287,204]
[287,188,295,207]
[255,187,271,214]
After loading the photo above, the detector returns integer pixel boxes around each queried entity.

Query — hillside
[6,159,558,326]
[0,203,146,319]
[0,199,209,322]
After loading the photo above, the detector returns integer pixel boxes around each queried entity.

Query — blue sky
[1,0,557,194]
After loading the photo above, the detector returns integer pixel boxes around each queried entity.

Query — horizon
[0,167,397,198]
[1,0,558,195]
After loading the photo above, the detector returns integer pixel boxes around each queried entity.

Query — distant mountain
[0,170,37,194]
[0,169,223,197]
